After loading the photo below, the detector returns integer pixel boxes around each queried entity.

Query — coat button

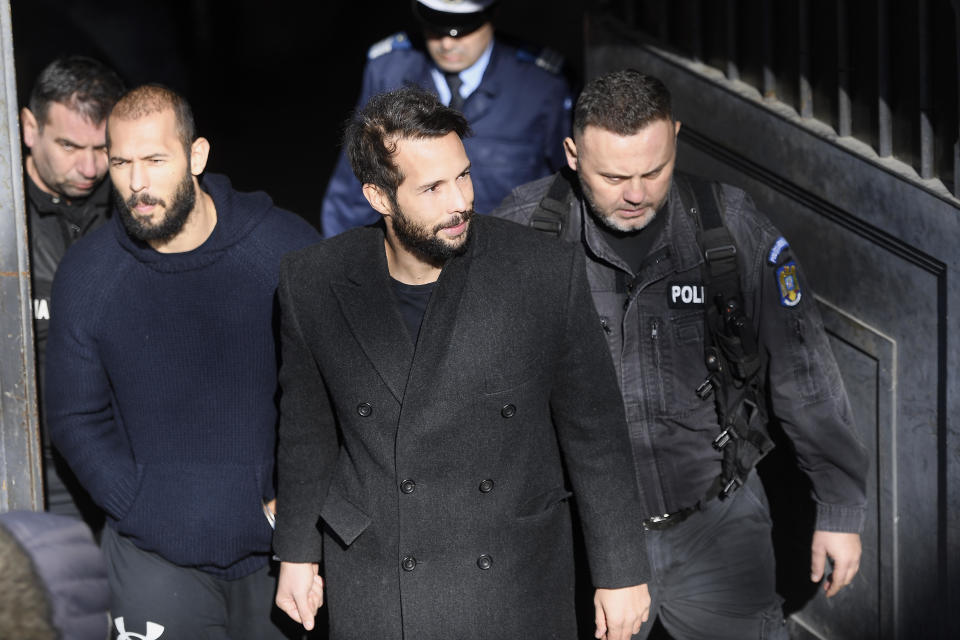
[400,479,416,494]
[478,479,494,493]
[401,556,417,571]
[476,554,493,570]
[500,404,516,418]
[357,402,373,417]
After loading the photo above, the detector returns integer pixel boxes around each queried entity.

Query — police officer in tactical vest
[21,56,124,530]
[494,69,868,639]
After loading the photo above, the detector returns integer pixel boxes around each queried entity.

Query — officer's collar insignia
[768,236,789,264]
[776,261,802,307]
[667,281,706,308]
[368,32,410,60]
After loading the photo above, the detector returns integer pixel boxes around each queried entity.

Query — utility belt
[642,504,702,531]
[640,476,736,531]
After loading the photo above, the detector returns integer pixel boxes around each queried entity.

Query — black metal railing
[598,0,960,198]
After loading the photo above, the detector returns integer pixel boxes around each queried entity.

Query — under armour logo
[114,617,165,639]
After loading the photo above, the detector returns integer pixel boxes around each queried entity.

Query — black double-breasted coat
[273,216,648,639]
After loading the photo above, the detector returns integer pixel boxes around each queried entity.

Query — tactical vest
[529,171,775,524]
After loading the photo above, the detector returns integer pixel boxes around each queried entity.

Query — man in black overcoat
[273,86,651,640]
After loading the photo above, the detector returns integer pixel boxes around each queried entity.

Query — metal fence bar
[878,0,894,157]
[918,0,935,179]
[953,1,960,196]
[837,0,853,137]
[726,0,739,82]
[0,0,42,512]
[798,0,814,118]
[762,0,776,98]
[689,0,702,63]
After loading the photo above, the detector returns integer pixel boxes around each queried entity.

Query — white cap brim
[416,0,495,14]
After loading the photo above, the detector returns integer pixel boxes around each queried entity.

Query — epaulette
[515,45,564,75]
[368,32,412,60]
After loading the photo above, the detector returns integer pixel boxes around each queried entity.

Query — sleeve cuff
[814,502,865,533]
[100,471,141,521]
[272,528,324,564]
[587,528,652,589]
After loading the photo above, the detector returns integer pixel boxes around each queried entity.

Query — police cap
[413,0,497,38]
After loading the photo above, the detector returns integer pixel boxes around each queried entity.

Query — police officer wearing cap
[320,0,572,237]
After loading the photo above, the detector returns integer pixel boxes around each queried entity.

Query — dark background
[11,0,586,231]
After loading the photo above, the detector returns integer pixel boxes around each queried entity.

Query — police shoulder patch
[515,45,564,74]
[767,236,790,265]
[368,32,411,60]
[776,261,802,307]
[667,281,706,309]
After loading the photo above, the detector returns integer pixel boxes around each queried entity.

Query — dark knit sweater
[46,174,320,579]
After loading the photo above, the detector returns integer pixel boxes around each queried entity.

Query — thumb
[294,591,316,631]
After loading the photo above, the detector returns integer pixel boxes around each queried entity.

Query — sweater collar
[112,173,273,272]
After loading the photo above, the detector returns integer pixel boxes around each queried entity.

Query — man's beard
[578,172,668,234]
[115,171,196,242]
[391,202,475,265]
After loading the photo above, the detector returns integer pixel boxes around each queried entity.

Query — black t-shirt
[596,204,669,274]
[390,277,437,343]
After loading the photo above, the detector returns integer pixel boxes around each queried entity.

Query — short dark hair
[108,84,196,154]
[573,69,673,138]
[28,55,124,130]
[345,86,471,202]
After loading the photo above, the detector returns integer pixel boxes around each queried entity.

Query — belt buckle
[642,511,678,531]
[642,504,697,531]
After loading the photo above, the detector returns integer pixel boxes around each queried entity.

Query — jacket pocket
[115,462,273,568]
[652,312,711,419]
[483,354,543,395]
[786,315,844,404]
[515,486,573,520]
[320,492,372,547]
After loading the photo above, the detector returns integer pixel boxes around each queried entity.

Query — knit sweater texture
[46,173,320,579]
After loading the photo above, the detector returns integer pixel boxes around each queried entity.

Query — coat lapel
[331,228,415,404]
[462,42,501,123]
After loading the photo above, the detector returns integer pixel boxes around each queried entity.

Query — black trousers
[637,473,790,640]
[101,526,301,640]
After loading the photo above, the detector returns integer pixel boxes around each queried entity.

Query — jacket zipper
[650,318,666,411]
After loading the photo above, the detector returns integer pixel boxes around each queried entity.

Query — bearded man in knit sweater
[45,85,319,639]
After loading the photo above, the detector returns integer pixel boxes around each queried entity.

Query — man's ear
[21,108,38,148]
[189,137,211,176]
[362,183,393,218]
[675,120,682,137]
[563,136,578,173]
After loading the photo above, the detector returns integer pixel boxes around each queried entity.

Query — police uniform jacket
[493,174,869,533]
[26,174,112,443]
[320,33,571,236]
[273,215,649,639]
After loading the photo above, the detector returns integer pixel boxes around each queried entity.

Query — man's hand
[810,530,861,597]
[276,561,324,630]
[594,583,650,640]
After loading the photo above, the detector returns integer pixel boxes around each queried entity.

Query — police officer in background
[320,0,571,236]
[21,56,124,529]
[494,69,869,639]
